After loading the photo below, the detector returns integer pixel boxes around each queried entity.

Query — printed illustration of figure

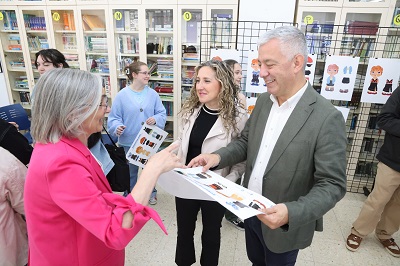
[367,65,383,95]
[340,65,353,93]
[144,127,152,134]
[248,199,266,210]
[305,56,313,78]
[325,64,339,91]
[250,59,260,86]
[140,137,155,148]
[151,131,162,140]
[136,146,150,156]
[382,79,393,96]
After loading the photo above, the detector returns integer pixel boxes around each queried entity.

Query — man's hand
[256,203,289,230]
[187,153,220,172]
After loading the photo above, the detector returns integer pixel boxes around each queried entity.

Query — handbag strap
[0,124,12,144]
[102,126,118,147]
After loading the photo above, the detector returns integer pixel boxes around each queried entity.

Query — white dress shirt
[248,83,308,195]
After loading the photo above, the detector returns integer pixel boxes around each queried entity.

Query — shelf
[7,68,27,72]
[115,30,139,34]
[117,53,139,57]
[150,77,174,81]
[12,88,30,92]
[147,54,173,58]
[181,61,199,66]
[146,30,173,35]
[0,30,20,33]
[55,30,77,33]
[83,30,107,34]
[4,50,23,53]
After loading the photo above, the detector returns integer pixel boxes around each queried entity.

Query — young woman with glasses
[107,61,166,204]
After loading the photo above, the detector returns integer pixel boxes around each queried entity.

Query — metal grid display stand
[198,20,400,194]
[305,24,400,194]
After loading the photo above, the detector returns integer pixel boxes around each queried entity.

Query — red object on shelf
[346,21,379,35]
[154,87,173,93]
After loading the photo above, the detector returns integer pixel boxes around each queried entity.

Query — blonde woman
[175,60,247,266]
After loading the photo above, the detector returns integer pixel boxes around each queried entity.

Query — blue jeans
[123,146,157,198]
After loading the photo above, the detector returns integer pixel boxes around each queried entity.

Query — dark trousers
[244,216,299,266]
[175,197,226,266]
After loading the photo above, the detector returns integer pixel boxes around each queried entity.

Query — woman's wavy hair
[179,60,241,134]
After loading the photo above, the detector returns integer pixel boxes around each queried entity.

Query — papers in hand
[158,167,275,220]
[126,124,168,168]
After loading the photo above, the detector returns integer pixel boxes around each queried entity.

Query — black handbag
[102,126,130,192]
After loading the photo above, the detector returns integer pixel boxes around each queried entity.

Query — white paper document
[126,124,168,168]
[158,167,275,220]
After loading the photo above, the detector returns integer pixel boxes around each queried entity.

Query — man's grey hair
[31,68,102,143]
[257,26,308,69]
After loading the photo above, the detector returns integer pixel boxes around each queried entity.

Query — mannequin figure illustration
[367,65,383,95]
[325,64,339,91]
[250,59,260,86]
[382,79,393,95]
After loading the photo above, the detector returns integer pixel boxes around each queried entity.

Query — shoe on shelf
[149,197,157,205]
[346,233,363,252]
[376,235,400,257]
[226,217,245,231]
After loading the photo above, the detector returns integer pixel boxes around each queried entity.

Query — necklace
[202,105,219,115]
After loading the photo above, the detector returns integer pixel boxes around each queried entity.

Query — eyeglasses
[138,71,151,76]
[99,102,109,108]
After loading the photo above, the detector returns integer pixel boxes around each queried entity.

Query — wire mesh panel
[199,20,295,91]
[304,24,400,194]
[198,20,400,194]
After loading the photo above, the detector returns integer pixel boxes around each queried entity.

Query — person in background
[346,86,400,258]
[0,147,28,266]
[188,26,347,265]
[35,48,70,75]
[0,118,33,166]
[87,95,114,176]
[25,68,183,265]
[107,61,166,205]
[224,59,246,106]
[31,48,70,103]
[223,59,247,231]
[175,60,247,266]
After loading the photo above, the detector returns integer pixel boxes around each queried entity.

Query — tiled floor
[125,188,400,265]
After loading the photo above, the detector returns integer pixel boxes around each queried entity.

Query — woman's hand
[116,125,126,136]
[131,143,184,205]
[146,117,156,125]
[146,142,184,174]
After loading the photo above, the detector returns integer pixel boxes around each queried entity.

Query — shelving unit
[0,1,239,143]
[298,0,400,193]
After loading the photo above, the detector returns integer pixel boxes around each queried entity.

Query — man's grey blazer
[216,84,347,253]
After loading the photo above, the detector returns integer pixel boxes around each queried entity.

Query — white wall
[238,0,296,23]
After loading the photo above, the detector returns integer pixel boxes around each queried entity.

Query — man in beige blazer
[188,26,347,265]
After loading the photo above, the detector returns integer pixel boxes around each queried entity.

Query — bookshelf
[0,1,239,142]
[47,7,81,69]
[77,7,113,104]
[0,8,31,106]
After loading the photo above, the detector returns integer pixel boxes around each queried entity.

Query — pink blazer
[25,137,166,265]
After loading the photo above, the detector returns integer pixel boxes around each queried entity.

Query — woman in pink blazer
[25,68,184,265]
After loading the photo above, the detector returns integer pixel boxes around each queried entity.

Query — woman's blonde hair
[31,68,102,143]
[180,60,241,134]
